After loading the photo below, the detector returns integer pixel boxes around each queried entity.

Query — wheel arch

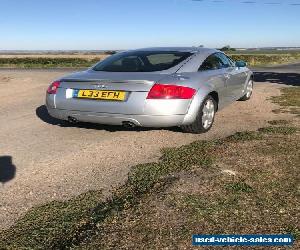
[182,89,219,125]
[208,91,219,111]
[250,73,254,81]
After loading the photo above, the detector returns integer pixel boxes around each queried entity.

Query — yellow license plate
[76,90,126,101]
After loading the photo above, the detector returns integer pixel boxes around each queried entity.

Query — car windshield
[92,51,193,72]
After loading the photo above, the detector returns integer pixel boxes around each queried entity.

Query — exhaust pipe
[68,116,78,124]
[122,121,136,128]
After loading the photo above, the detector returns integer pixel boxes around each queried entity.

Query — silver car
[46,47,253,133]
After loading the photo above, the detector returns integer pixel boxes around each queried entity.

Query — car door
[218,53,248,100]
[198,54,228,108]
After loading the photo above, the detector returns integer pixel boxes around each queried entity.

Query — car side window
[225,54,236,67]
[216,53,232,68]
[199,54,223,71]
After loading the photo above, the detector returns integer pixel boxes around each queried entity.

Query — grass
[270,87,300,115]
[225,130,263,142]
[258,126,298,135]
[268,119,290,125]
[225,181,254,193]
[230,53,300,66]
[0,57,101,68]
[0,191,103,249]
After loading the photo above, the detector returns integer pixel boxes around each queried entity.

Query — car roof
[131,47,218,54]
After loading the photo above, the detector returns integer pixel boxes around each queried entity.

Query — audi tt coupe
[46,47,253,133]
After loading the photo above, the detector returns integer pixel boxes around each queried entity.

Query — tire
[239,79,253,101]
[181,95,217,134]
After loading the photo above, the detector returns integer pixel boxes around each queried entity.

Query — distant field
[0,51,300,68]
[230,53,300,66]
[230,49,300,55]
[0,57,104,68]
[0,53,108,68]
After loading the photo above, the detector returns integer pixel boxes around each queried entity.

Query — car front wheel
[181,95,217,134]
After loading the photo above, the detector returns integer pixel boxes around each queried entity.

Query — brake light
[147,84,196,99]
[47,81,61,94]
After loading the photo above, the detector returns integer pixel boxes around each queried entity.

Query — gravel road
[0,65,298,229]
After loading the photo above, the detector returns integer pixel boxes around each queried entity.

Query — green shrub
[230,54,300,66]
[0,57,101,68]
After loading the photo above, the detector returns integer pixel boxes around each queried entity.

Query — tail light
[147,84,196,99]
[47,81,61,94]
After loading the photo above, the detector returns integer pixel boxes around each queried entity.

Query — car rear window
[92,51,192,72]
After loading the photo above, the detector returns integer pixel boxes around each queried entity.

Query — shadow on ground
[35,105,181,133]
[254,72,300,86]
[0,156,16,184]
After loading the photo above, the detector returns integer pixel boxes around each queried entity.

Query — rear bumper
[45,86,210,127]
[47,107,187,127]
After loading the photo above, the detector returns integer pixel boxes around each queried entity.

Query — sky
[0,0,300,50]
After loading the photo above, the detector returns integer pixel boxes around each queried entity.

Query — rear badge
[92,84,107,89]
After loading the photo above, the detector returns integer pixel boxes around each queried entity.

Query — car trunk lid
[59,70,165,91]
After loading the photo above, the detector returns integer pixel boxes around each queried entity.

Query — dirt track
[0,67,296,229]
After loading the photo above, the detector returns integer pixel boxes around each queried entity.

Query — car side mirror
[235,60,247,68]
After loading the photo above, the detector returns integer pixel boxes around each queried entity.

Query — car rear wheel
[239,79,253,101]
[181,95,216,134]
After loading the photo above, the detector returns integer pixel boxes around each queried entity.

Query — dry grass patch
[268,120,291,126]
[270,87,300,116]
